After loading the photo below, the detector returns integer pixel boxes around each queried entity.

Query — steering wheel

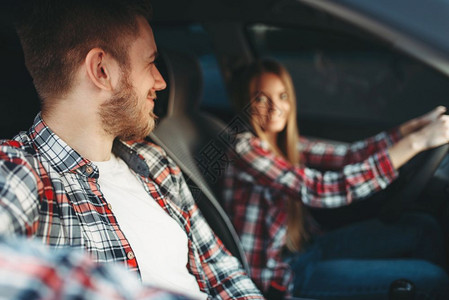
[380,143,449,219]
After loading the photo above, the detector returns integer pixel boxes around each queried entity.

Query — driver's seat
[149,49,250,273]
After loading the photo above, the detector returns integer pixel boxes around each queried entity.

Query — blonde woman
[223,59,449,299]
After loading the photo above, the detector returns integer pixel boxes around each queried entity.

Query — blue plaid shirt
[0,114,263,300]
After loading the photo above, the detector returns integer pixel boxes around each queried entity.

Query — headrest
[154,49,203,118]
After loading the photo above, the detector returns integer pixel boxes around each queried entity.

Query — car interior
[1,0,449,298]
[148,0,449,234]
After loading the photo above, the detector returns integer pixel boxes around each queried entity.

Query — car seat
[148,48,251,273]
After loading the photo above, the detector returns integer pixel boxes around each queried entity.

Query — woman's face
[250,72,291,134]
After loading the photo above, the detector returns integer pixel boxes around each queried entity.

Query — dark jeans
[287,213,449,299]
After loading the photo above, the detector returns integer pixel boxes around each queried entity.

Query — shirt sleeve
[234,132,398,208]
[0,236,190,300]
[171,158,264,300]
[300,128,402,170]
[0,147,41,235]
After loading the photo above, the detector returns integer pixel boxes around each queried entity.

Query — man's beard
[100,73,157,141]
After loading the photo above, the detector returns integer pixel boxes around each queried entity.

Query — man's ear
[85,48,116,91]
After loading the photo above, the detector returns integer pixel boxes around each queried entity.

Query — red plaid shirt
[0,236,189,300]
[222,130,401,294]
[0,114,263,300]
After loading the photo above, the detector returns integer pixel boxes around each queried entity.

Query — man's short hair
[15,0,152,103]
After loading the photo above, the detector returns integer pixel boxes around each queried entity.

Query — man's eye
[280,92,288,101]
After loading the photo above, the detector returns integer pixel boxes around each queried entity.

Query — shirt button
[85,165,93,174]
[127,251,135,260]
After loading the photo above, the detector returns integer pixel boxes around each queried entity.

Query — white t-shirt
[94,155,207,300]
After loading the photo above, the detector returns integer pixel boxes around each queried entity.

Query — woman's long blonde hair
[232,59,308,252]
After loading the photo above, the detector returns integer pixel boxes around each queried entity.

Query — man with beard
[0,0,263,299]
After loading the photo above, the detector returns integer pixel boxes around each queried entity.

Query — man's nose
[154,66,167,91]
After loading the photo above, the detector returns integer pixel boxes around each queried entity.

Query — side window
[246,24,449,140]
[153,24,230,113]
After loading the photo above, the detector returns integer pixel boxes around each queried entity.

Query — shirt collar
[28,113,149,178]
[28,113,93,176]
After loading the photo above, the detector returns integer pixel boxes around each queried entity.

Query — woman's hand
[413,114,449,151]
[389,114,449,169]
[399,106,446,137]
